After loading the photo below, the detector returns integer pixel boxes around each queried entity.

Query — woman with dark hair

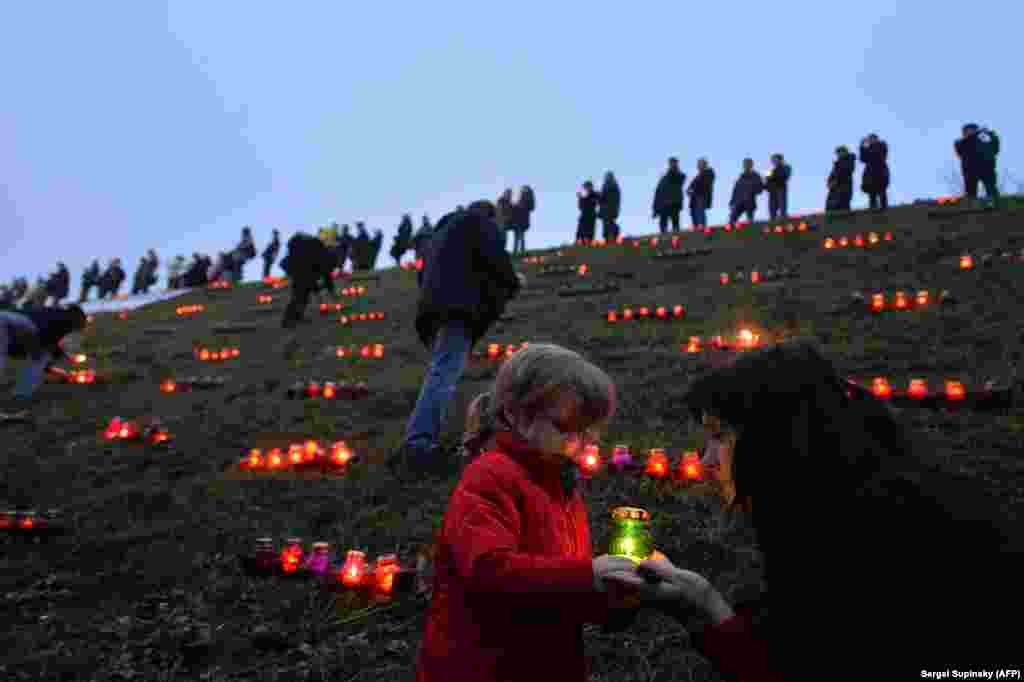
[608,338,1018,679]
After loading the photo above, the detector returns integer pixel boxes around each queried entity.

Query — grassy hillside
[2,200,1023,681]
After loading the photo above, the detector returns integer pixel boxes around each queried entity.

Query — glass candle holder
[281,538,304,574]
[306,542,331,576]
[645,448,668,478]
[611,444,632,468]
[374,554,400,595]
[609,507,654,562]
[255,537,276,571]
[340,550,368,588]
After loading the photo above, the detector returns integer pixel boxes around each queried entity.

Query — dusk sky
[3,2,1020,299]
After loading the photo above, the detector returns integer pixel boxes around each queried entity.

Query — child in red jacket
[417,343,641,682]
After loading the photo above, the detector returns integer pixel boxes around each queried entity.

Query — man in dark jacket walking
[765,154,791,220]
[279,233,337,328]
[729,159,764,225]
[388,200,523,479]
[599,172,621,242]
[652,157,686,233]
[826,146,857,212]
[262,229,281,279]
[687,159,715,229]
[859,134,890,210]
[955,124,1001,209]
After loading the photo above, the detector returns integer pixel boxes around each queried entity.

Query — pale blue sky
[3,2,1020,298]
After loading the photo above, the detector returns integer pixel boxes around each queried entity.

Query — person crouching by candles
[388,200,524,480]
[0,304,87,403]
[605,338,1018,678]
[416,344,644,682]
[278,232,338,329]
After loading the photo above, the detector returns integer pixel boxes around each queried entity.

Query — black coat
[765,164,791,191]
[653,168,686,214]
[415,210,520,348]
[598,180,621,221]
[514,190,535,230]
[281,233,336,292]
[859,142,889,193]
[955,129,1000,173]
[81,263,100,286]
[688,168,715,209]
[828,151,857,188]
[263,236,280,260]
[577,191,599,220]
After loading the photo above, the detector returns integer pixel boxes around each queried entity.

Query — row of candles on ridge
[0,510,62,533]
[239,440,356,471]
[823,232,894,249]
[248,540,416,599]
[102,417,172,444]
[854,290,954,312]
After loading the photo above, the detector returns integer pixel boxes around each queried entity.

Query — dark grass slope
[2,201,1024,681]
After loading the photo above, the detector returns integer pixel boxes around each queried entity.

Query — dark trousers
[827,185,853,211]
[283,278,316,327]
[79,283,93,303]
[601,218,619,242]
[729,202,756,225]
[658,206,682,233]
[576,216,596,242]
[690,195,708,228]
[965,168,1000,206]
[262,257,274,279]
[868,190,888,210]
[769,188,788,219]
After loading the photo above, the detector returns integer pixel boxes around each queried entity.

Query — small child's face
[513,398,594,460]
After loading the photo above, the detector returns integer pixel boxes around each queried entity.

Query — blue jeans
[404,319,473,453]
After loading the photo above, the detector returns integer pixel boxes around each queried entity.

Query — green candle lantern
[609,506,654,562]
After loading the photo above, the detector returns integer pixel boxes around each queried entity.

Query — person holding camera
[955,123,1001,208]
[859,133,890,211]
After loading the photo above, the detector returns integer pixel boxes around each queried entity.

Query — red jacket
[417,431,619,682]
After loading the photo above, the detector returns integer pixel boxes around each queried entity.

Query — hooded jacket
[414,209,519,347]
[417,430,628,682]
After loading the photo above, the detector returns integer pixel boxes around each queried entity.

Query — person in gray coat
[729,158,765,225]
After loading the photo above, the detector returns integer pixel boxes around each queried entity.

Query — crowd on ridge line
[0,123,1001,308]
[0,137,1017,677]
[0,221,393,309]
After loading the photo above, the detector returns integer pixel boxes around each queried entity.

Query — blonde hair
[462,391,496,458]
[492,343,616,431]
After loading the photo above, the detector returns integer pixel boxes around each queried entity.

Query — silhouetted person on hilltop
[496,188,515,251]
[392,214,414,267]
[688,158,715,229]
[181,254,210,288]
[131,257,150,296]
[167,255,187,290]
[859,134,889,211]
[599,172,621,243]
[653,157,686,234]
[729,158,764,225]
[45,262,70,306]
[231,226,256,282]
[576,180,599,244]
[98,259,125,300]
[262,229,280,279]
[826,145,857,212]
[955,123,1001,209]
[368,229,383,270]
[512,186,535,255]
[412,215,433,262]
[765,154,791,220]
[279,232,337,328]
